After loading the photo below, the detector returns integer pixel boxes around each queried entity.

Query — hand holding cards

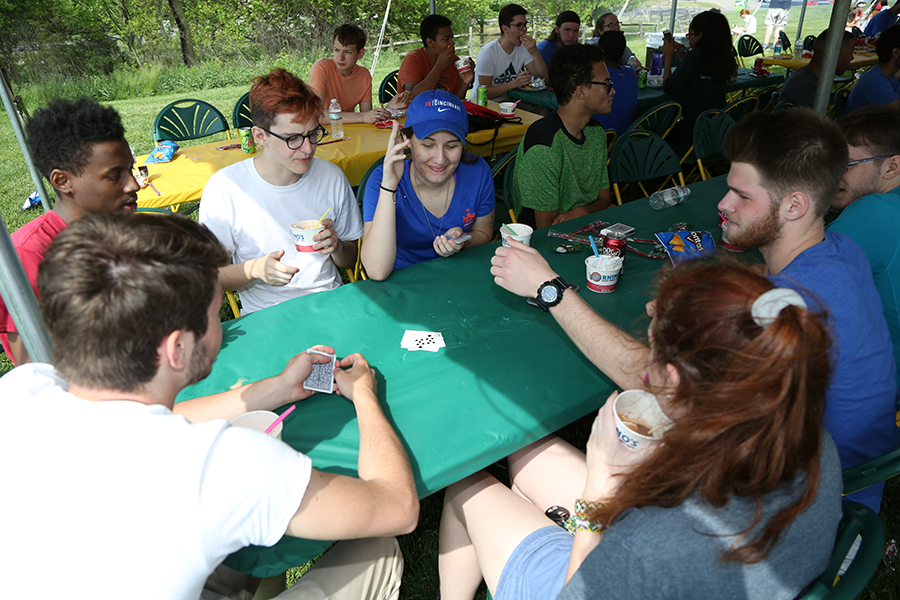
[303,349,336,394]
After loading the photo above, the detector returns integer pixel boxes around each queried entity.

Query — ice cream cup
[585,255,624,293]
[291,220,325,253]
[500,223,533,247]
[613,390,673,452]
[231,410,283,440]
[499,102,516,117]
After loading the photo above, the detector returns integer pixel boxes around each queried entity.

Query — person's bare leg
[439,471,554,600]
[508,435,587,515]
[764,26,774,46]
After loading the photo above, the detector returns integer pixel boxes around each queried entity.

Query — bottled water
[627,55,638,69]
[328,98,343,139]
[648,186,690,210]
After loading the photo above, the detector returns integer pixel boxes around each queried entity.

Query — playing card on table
[303,349,336,394]
[401,330,445,352]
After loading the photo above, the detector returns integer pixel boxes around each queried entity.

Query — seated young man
[0,97,139,366]
[594,30,638,134]
[399,14,474,101]
[2,211,418,599]
[779,29,855,108]
[200,68,363,315]
[513,44,612,229]
[309,23,403,124]
[844,24,900,114]
[470,3,549,103]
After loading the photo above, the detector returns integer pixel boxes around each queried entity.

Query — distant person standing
[762,0,791,51]
[537,11,581,68]
[865,0,900,35]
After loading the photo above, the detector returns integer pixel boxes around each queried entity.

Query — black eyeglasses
[847,155,892,168]
[262,126,327,149]
[602,21,621,29]
[588,80,614,92]
[509,21,527,29]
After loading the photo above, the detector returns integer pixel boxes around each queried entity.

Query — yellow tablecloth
[761,50,877,71]
[136,102,541,210]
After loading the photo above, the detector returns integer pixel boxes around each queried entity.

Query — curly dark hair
[25,97,126,179]
[550,43,605,106]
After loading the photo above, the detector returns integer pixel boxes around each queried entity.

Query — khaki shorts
[765,7,789,29]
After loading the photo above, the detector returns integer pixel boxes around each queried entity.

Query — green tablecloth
[178,176,743,577]
[508,69,785,117]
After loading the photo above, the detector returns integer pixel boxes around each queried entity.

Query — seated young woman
[438,261,843,600]
[361,90,495,280]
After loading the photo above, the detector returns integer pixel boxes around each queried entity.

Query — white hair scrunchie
[751,288,808,329]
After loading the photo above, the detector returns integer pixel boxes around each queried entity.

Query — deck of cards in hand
[401,330,445,352]
[303,349,337,394]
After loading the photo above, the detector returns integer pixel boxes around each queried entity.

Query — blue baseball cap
[405,90,468,143]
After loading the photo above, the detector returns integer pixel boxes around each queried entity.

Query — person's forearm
[663,54,673,80]
[566,530,604,583]
[360,191,399,280]
[549,292,650,390]
[487,79,521,99]
[455,78,470,99]
[529,54,549,79]
[219,260,260,292]
[331,237,359,268]
[7,333,31,366]
[173,373,293,423]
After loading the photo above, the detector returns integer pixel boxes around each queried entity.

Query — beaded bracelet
[379,184,397,194]
[573,499,607,533]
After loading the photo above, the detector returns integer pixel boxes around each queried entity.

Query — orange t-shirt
[398,47,463,96]
[309,58,372,111]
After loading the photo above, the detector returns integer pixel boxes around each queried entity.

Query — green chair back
[773,101,794,113]
[798,500,884,599]
[609,130,684,186]
[738,35,764,60]
[379,70,399,105]
[754,85,780,112]
[232,92,252,130]
[625,101,683,140]
[779,31,792,52]
[832,88,850,118]
[723,95,760,122]
[804,35,817,51]
[153,99,231,143]
[355,156,387,210]
[692,109,735,164]
[490,148,518,223]
[842,445,900,495]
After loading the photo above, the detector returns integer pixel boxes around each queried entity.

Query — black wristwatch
[526,277,579,311]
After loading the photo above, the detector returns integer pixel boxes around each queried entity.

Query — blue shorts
[493,526,574,600]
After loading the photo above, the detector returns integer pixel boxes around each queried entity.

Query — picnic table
[135,102,542,210]
[176,176,740,577]
[508,68,785,116]
[761,49,878,72]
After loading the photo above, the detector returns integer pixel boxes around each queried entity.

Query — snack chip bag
[654,231,717,266]
[144,140,180,164]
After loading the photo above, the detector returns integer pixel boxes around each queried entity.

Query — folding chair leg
[226,291,240,319]
[613,184,623,206]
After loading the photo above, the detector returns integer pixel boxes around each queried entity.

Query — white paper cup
[290,220,325,253]
[231,410,284,440]
[499,102,516,117]
[613,390,673,452]
[500,223,533,247]
[585,255,624,293]
[455,57,472,73]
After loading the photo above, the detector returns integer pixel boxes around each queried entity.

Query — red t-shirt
[398,47,463,96]
[0,210,67,363]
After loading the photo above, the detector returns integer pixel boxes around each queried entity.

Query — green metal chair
[378,70,399,105]
[152,99,231,143]
[232,92,252,130]
[754,85,780,112]
[490,148,518,224]
[608,130,686,205]
[842,445,900,496]
[779,31,792,53]
[625,101,683,140]
[737,35,764,68]
[680,109,736,182]
[798,500,884,599]
[773,101,795,113]
[352,156,387,282]
[830,88,850,119]
[723,95,760,123]
[804,35,817,51]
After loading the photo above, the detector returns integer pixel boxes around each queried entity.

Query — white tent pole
[370,0,394,76]
[813,0,854,113]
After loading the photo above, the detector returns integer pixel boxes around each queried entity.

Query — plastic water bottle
[627,54,638,69]
[793,42,803,60]
[773,39,782,58]
[328,98,343,139]
[648,186,691,210]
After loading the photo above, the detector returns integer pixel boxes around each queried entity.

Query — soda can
[238,127,255,154]
[754,57,764,71]
[477,85,488,107]
[601,232,627,274]
[637,70,647,89]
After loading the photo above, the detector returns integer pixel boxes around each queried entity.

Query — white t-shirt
[1,364,312,600]
[470,39,534,102]
[200,157,364,314]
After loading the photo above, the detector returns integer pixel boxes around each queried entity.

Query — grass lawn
[1,38,899,598]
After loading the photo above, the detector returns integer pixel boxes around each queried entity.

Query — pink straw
[264,404,296,434]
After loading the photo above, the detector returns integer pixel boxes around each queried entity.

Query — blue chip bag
[654,231,717,266]
[144,140,180,164]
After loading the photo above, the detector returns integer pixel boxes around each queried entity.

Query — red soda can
[754,57,764,71]
[601,232,627,273]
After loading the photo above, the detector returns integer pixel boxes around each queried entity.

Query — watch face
[540,284,559,304]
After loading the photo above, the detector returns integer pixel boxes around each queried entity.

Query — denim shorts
[493,526,574,600]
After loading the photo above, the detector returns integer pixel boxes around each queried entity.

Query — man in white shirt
[1,211,418,600]
[470,3,549,103]
[201,68,363,315]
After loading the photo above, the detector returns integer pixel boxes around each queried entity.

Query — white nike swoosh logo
[437,108,450,112]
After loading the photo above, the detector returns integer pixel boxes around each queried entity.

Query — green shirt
[513,112,609,228]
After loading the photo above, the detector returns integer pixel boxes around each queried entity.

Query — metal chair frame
[152,99,231,143]
[608,130,686,205]
[378,70,399,105]
[232,92,252,130]
[625,101,683,141]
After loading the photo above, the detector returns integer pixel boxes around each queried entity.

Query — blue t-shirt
[594,65,638,134]
[843,64,900,114]
[768,232,899,512]
[768,0,791,9]
[537,40,558,71]
[828,188,900,388]
[864,8,899,35]
[363,157,495,271]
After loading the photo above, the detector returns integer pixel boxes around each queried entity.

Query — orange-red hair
[249,68,324,130]
[593,260,830,563]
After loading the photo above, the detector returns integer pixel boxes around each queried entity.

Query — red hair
[249,68,324,130]
[593,261,830,563]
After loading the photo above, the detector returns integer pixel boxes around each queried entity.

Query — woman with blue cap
[361,90,495,280]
